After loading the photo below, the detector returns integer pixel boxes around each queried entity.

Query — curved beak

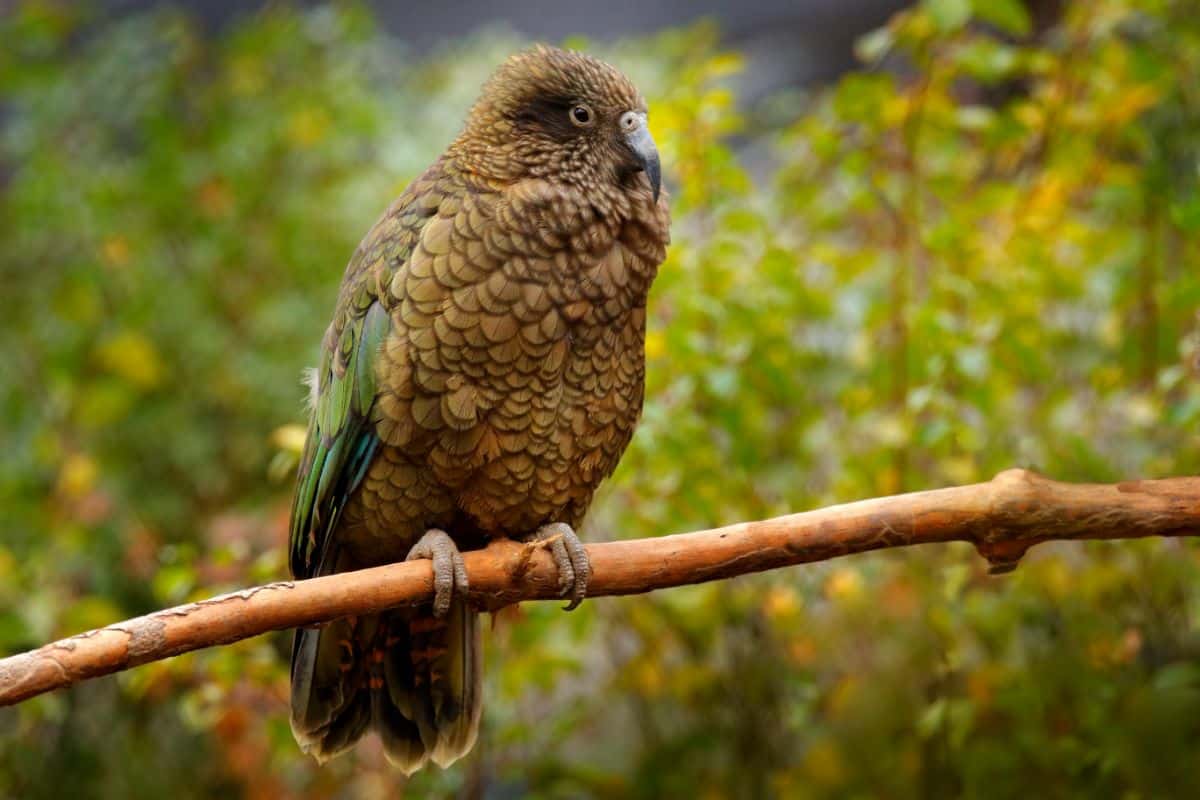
[624,117,661,203]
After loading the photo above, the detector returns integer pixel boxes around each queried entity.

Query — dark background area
[97,0,910,95]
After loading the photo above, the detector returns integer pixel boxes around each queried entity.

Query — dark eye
[570,104,593,126]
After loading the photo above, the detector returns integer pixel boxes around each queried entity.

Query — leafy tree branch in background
[3,468,1198,708]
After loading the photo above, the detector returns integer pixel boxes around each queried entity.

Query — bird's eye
[570,104,593,127]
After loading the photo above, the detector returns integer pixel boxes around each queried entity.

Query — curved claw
[405,528,468,618]
[529,522,591,611]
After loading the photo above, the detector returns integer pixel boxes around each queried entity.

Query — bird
[287,44,671,773]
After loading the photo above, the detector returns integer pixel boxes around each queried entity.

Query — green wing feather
[289,298,390,579]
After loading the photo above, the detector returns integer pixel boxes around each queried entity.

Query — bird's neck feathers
[445,131,656,227]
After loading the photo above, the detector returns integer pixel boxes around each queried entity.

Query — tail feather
[290,615,368,762]
[322,690,372,757]
[426,596,482,766]
[290,597,482,773]
[372,686,427,771]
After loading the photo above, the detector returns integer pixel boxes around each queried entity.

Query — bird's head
[451,45,661,203]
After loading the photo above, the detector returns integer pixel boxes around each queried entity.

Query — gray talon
[528,522,591,611]
[405,528,468,617]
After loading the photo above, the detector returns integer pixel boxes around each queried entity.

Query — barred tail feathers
[289,599,482,773]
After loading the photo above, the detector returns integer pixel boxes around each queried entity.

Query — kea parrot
[287,45,671,772]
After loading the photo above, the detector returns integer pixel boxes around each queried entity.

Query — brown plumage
[287,44,670,772]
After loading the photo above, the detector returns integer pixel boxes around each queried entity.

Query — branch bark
[3,468,1199,707]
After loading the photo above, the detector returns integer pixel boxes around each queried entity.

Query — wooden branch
[3,469,1199,707]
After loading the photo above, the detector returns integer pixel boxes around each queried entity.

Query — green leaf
[925,0,972,32]
[971,0,1032,36]
[917,698,947,738]
[1154,663,1200,690]
[0,611,30,649]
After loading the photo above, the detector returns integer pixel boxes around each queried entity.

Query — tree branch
[3,468,1199,707]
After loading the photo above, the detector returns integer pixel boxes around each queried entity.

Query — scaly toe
[531,523,591,611]
[405,528,468,618]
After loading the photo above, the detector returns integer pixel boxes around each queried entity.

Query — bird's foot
[405,529,468,618]
[521,522,590,611]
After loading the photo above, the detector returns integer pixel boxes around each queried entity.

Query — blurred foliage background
[2,0,1200,797]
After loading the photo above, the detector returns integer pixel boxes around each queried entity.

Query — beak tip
[625,120,662,205]
[646,158,662,204]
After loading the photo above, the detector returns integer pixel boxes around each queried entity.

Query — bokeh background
[3,0,1200,797]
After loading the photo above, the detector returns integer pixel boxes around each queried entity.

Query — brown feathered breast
[335,136,669,566]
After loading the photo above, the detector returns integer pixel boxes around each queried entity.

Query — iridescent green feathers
[288,295,390,579]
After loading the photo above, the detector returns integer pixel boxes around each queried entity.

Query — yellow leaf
[762,585,801,619]
[101,236,130,267]
[644,329,666,361]
[57,452,98,499]
[875,413,908,447]
[877,465,901,495]
[1013,101,1043,130]
[707,52,744,78]
[1023,174,1067,232]
[1105,83,1162,124]
[97,330,165,389]
[825,567,864,604]
[271,423,309,455]
[287,107,330,148]
[941,456,977,485]
[1125,394,1158,427]
[881,93,910,127]
[848,331,872,368]
[1099,311,1122,347]
[633,659,663,696]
